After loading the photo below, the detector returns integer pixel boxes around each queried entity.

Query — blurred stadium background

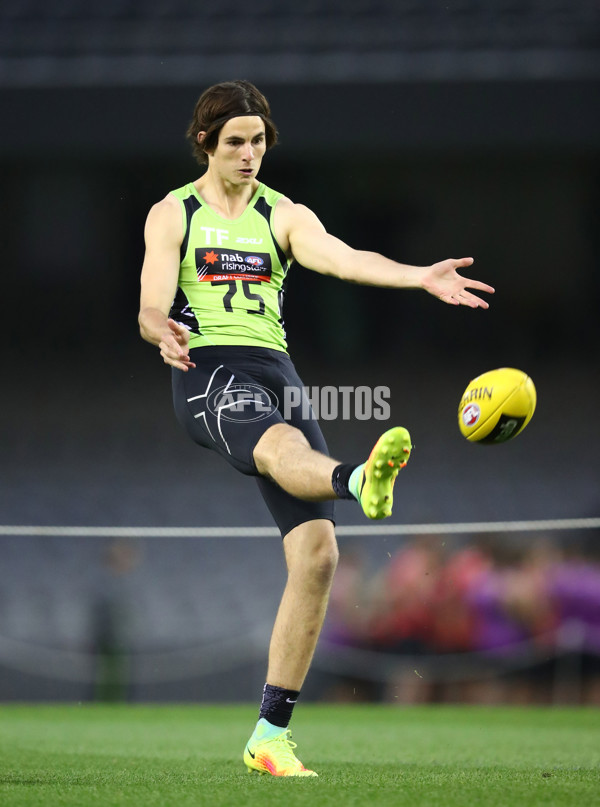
[1,1,599,705]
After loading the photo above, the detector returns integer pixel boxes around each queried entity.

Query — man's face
[208,116,267,185]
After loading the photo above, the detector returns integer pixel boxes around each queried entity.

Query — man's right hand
[159,318,196,371]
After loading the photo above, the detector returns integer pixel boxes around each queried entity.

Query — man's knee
[285,520,339,584]
[312,535,339,585]
[253,422,309,476]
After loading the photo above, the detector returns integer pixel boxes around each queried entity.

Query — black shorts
[172,345,335,537]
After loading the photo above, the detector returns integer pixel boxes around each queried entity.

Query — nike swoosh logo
[359,472,366,497]
[286,698,297,704]
[246,745,256,759]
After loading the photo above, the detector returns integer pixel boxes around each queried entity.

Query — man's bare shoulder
[144,192,183,243]
[275,196,315,218]
[273,197,325,246]
[147,192,182,220]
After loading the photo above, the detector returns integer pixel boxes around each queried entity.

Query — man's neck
[194,172,259,220]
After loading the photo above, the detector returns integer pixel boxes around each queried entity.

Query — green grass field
[1,704,599,806]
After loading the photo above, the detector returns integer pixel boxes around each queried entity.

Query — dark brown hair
[186,80,279,165]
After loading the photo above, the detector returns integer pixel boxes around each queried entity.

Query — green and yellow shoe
[350,426,412,520]
[244,722,317,777]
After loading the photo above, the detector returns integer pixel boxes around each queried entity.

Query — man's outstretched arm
[277,200,495,309]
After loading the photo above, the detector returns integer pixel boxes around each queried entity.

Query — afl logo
[245,255,264,266]
[462,403,480,427]
[207,383,277,423]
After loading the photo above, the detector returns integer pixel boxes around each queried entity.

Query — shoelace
[264,730,303,769]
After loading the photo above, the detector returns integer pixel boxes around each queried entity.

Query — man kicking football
[139,79,494,777]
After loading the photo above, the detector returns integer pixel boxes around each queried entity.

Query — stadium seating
[1,0,598,85]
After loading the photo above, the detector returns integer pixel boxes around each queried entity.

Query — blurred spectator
[461,538,555,703]
[320,549,376,701]
[91,540,142,702]
[429,544,490,653]
[546,543,600,705]
[466,539,549,654]
[324,549,371,648]
[361,537,444,704]
[368,536,443,654]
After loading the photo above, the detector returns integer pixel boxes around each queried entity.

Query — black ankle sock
[331,463,359,500]
[259,684,300,729]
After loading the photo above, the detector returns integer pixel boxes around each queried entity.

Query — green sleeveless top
[169,182,290,352]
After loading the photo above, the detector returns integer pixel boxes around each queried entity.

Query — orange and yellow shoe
[243,721,317,777]
[350,426,412,519]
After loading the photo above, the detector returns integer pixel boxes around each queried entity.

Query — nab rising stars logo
[195,248,272,282]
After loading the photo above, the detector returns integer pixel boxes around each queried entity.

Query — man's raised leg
[253,423,339,501]
[253,422,412,516]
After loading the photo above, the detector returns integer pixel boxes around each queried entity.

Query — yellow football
[458,367,536,443]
